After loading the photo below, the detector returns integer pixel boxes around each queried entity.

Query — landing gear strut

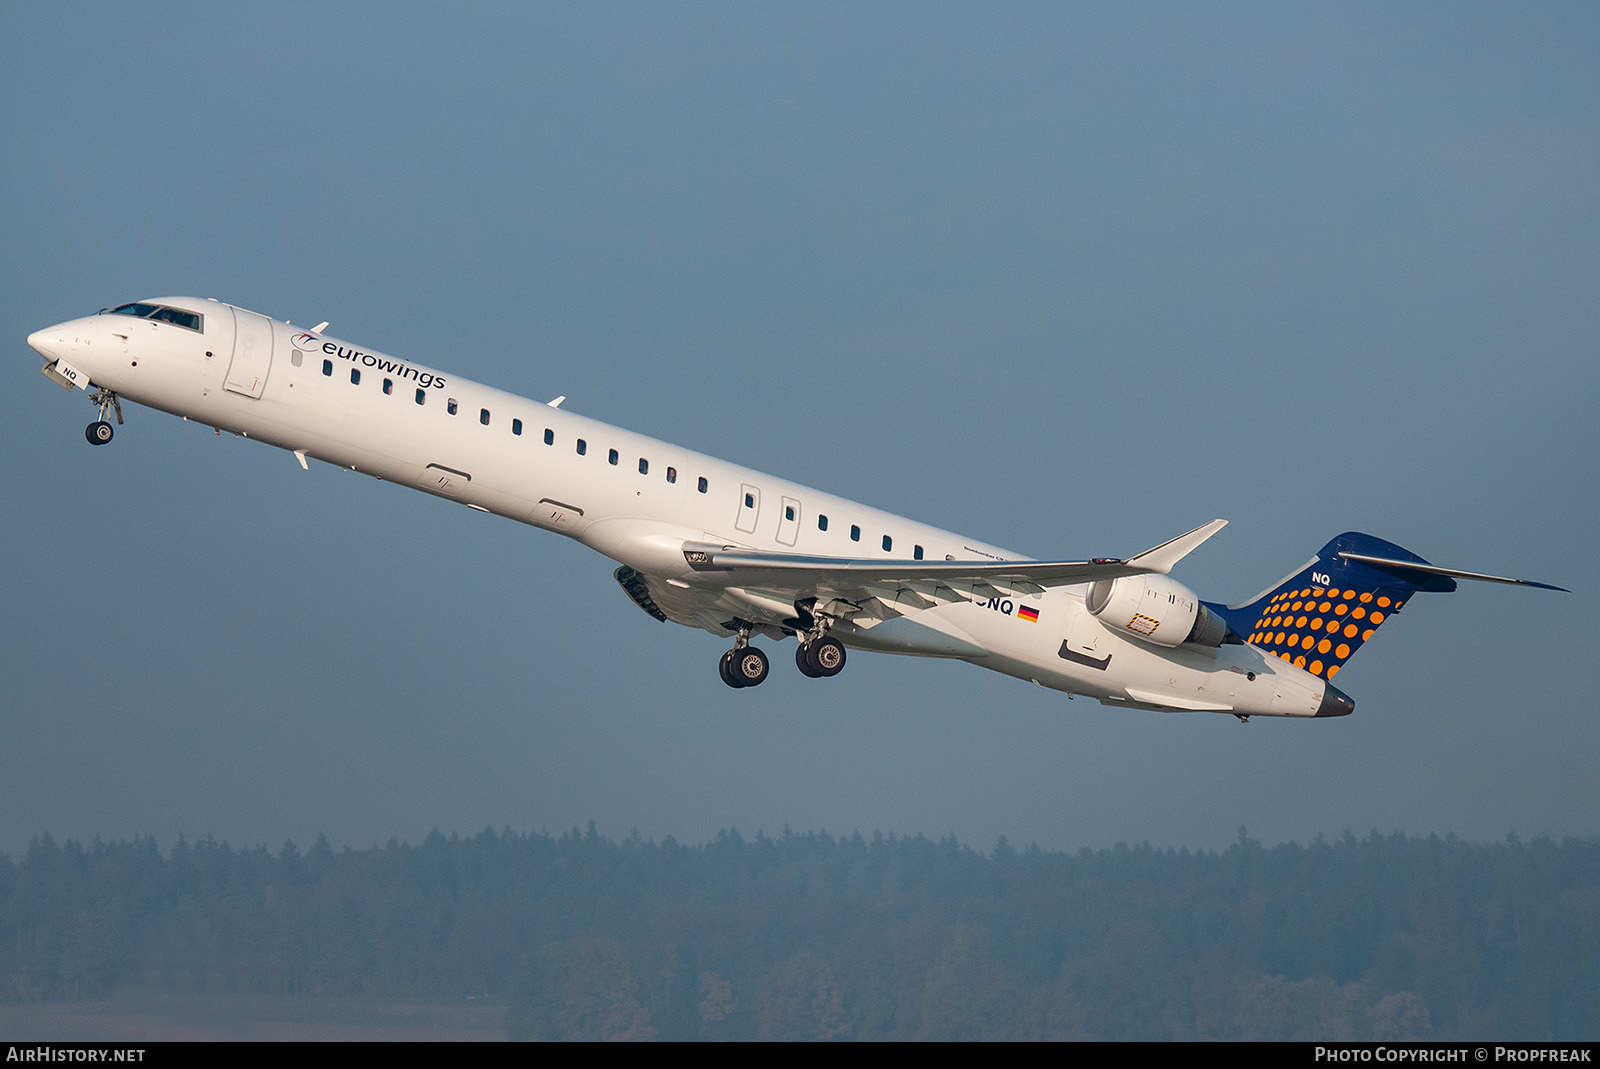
[721,647,769,688]
[718,616,849,688]
[793,599,847,679]
[719,625,770,688]
[86,387,123,446]
[796,636,846,678]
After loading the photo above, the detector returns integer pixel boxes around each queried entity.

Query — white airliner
[27,298,1564,721]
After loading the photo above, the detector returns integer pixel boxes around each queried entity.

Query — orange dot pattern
[1248,585,1405,679]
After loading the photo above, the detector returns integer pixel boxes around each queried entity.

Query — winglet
[1126,519,1228,574]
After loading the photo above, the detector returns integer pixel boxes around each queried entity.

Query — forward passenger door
[225,307,274,398]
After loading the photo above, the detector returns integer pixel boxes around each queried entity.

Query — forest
[2,826,1595,1040]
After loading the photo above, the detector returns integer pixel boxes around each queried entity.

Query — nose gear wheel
[85,388,123,445]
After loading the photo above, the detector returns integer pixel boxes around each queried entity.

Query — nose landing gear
[85,388,123,446]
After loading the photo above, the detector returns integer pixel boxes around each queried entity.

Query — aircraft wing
[668,520,1227,625]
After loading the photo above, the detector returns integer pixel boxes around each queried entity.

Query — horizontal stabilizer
[1217,531,1565,684]
[1336,552,1568,592]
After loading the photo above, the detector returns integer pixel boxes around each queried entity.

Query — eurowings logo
[291,331,320,349]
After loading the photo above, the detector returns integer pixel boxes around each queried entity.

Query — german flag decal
[1018,605,1040,623]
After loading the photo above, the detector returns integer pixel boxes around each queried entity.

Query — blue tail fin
[1212,533,1460,682]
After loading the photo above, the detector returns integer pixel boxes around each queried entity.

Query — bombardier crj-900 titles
[28,299,1565,721]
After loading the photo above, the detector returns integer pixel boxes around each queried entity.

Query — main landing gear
[85,387,123,446]
[796,636,846,679]
[718,626,847,689]
[720,646,769,688]
[718,623,771,688]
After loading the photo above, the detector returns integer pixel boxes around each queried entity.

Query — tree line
[2,825,1595,1040]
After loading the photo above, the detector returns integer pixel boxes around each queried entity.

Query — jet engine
[1085,574,1230,649]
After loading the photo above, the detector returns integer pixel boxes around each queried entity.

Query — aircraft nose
[1314,682,1356,718]
[27,326,65,361]
[28,319,91,363]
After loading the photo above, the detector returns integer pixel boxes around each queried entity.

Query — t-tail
[1209,532,1567,683]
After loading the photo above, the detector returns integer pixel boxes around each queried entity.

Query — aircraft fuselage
[28,298,1344,719]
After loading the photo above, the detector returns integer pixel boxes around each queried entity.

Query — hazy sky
[2,3,1595,859]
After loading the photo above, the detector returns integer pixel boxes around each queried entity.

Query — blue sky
[2,2,1595,857]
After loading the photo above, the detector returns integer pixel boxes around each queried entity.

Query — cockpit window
[105,303,203,332]
[150,307,202,330]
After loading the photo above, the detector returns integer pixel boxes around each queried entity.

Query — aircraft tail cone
[1314,683,1355,718]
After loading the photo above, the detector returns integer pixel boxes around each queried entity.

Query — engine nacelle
[1085,574,1229,649]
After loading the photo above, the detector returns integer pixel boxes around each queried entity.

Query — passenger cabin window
[447,399,459,415]
[785,505,795,521]
[698,477,708,493]
[882,535,892,552]
[576,439,587,455]
[638,458,648,475]
[544,428,554,445]
[415,388,426,405]
[383,378,393,395]
[818,515,828,531]
[350,369,360,385]
[850,525,861,542]
[322,360,333,377]
[480,408,490,426]
[666,466,677,484]
[106,303,203,332]
[512,418,523,436]
[608,449,619,466]
[914,545,924,560]
[744,492,755,508]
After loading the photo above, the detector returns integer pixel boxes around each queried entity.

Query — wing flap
[682,543,1150,589]
[680,519,1227,594]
